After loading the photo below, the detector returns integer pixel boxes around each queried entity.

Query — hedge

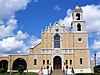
[0,72,38,75]
[76,73,100,75]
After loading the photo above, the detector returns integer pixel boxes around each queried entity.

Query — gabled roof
[30,42,41,49]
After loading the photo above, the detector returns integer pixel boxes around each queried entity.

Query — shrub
[0,72,38,75]
[0,67,7,73]
[76,73,100,75]
[17,65,25,74]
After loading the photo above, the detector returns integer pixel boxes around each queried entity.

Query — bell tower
[71,5,86,33]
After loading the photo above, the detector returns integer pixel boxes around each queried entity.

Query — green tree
[18,65,25,75]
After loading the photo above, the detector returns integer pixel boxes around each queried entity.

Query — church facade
[0,6,92,74]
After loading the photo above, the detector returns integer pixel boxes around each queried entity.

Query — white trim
[65,69,91,74]
[8,69,50,74]
[27,70,39,72]
[7,70,28,72]
[52,53,64,70]
[74,69,91,73]
[77,38,82,43]
[27,69,50,74]
[8,69,91,74]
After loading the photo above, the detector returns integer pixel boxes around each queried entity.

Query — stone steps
[51,69,65,75]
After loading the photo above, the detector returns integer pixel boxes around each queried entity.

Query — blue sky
[0,0,100,65]
[16,0,100,37]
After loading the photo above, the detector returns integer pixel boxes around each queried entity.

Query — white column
[62,54,64,70]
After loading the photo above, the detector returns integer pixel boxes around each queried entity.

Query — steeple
[72,5,83,20]
[71,5,86,33]
[74,5,82,10]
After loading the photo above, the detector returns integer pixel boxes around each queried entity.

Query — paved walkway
[51,69,65,75]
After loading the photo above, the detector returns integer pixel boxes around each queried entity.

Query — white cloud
[96,52,100,66]
[82,5,100,34]
[0,0,41,56]
[96,52,100,58]
[0,37,25,52]
[27,35,41,48]
[0,0,31,38]
[0,0,31,19]
[82,5,100,51]
[54,5,61,11]
[0,34,41,55]
[92,40,100,50]
[0,18,17,38]
[59,9,72,29]
[15,31,29,40]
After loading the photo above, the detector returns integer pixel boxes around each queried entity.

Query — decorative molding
[41,49,74,55]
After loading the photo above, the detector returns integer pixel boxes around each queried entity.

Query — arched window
[77,23,81,31]
[76,13,80,20]
[54,34,60,48]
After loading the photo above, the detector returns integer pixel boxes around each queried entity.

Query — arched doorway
[0,60,8,72]
[12,58,27,70]
[53,56,62,69]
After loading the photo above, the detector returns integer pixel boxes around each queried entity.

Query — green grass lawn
[0,72,38,75]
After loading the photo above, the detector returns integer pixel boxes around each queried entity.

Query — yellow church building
[0,5,92,74]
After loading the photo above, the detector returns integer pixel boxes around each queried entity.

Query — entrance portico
[52,52,64,70]
[53,56,62,69]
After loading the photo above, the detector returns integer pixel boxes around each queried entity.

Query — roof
[74,5,82,10]
[30,42,41,49]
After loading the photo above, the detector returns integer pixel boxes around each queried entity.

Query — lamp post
[94,52,96,67]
